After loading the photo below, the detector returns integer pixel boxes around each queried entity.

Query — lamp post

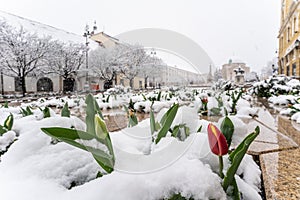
[0,69,4,96]
[150,49,156,89]
[83,22,97,91]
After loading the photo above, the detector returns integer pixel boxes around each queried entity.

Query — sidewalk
[244,108,300,200]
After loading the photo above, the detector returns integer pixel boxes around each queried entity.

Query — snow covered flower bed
[251,75,300,98]
[0,93,262,200]
[249,75,300,123]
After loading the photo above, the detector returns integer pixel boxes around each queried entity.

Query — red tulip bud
[207,123,228,156]
[201,98,208,103]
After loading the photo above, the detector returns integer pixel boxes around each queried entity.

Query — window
[280,59,284,74]
[292,63,297,76]
[14,77,22,92]
[294,17,298,33]
[287,65,290,76]
[299,14,300,31]
[120,79,124,86]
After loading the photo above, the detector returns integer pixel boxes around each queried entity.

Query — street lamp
[0,69,4,96]
[150,49,156,89]
[83,21,97,91]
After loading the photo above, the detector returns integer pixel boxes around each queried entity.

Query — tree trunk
[144,76,148,89]
[129,78,134,89]
[0,70,4,95]
[114,72,117,86]
[21,76,26,97]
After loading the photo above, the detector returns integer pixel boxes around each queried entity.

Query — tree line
[0,20,162,96]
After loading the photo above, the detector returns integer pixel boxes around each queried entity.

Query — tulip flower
[207,123,228,155]
[201,97,208,104]
[201,98,208,109]
[207,123,228,178]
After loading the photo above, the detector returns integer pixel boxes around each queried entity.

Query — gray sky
[0,0,280,72]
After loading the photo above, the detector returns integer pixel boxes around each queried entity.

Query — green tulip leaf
[171,125,180,138]
[197,125,202,133]
[61,102,70,118]
[231,177,241,200]
[155,122,161,131]
[85,94,103,136]
[0,125,8,136]
[128,115,138,127]
[41,127,114,173]
[210,107,221,116]
[4,114,13,130]
[223,126,260,191]
[155,104,179,144]
[220,116,234,148]
[95,115,108,140]
[43,107,51,118]
[157,91,162,101]
[26,106,33,115]
[150,109,156,135]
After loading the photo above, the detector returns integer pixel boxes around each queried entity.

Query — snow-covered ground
[0,88,262,200]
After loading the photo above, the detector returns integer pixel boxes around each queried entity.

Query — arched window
[37,77,53,92]
[293,17,297,33]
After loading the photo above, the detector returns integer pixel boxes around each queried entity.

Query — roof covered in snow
[0,10,98,48]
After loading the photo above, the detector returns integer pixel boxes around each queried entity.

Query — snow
[291,112,300,123]
[0,10,98,48]
[235,175,261,200]
[0,99,262,200]
[134,100,175,113]
[268,95,297,105]
[236,155,261,193]
[0,131,16,151]
[75,138,110,154]
[287,79,300,87]
[236,107,259,118]
[21,97,81,108]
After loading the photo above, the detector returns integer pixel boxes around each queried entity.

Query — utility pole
[83,21,97,92]
[0,69,4,96]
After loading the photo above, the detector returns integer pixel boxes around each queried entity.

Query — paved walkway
[244,108,300,200]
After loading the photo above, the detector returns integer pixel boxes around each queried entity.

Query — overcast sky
[0,0,281,72]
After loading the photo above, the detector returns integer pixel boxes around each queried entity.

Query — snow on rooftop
[0,10,97,48]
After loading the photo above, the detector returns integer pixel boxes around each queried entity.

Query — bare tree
[89,47,117,88]
[89,44,161,89]
[119,44,151,88]
[139,56,163,89]
[45,42,85,92]
[0,22,54,96]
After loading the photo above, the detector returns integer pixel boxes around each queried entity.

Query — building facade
[221,59,250,82]
[160,65,206,86]
[0,11,208,94]
[278,0,300,77]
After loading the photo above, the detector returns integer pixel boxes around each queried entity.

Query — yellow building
[90,32,119,48]
[89,32,144,90]
[221,58,250,82]
[278,0,300,77]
